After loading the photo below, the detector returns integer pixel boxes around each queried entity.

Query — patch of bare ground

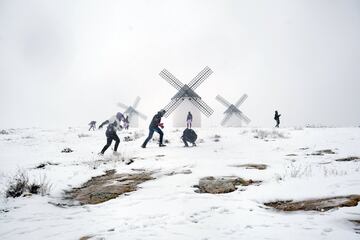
[79,236,93,240]
[194,176,261,194]
[308,149,336,156]
[265,195,360,212]
[336,156,360,162]
[65,169,154,205]
[229,164,267,170]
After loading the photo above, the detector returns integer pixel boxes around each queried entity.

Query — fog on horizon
[1,0,359,129]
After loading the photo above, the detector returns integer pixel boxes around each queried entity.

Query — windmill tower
[159,66,214,127]
[117,96,147,128]
[216,94,251,127]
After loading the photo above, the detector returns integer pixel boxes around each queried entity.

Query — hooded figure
[141,109,166,148]
[181,128,197,147]
[98,112,125,155]
[123,116,130,130]
[274,110,281,128]
[88,121,96,131]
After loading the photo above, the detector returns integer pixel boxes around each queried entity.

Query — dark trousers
[101,131,120,154]
[89,125,95,131]
[275,120,280,128]
[142,126,163,147]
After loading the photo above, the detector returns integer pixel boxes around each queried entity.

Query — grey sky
[1,0,359,128]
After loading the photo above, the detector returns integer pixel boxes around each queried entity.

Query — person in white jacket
[98,112,125,155]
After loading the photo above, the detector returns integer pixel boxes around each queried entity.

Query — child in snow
[98,112,125,155]
[181,128,197,147]
[141,109,166,148]
[274,110,281,128]
[88,121,96,131]
[186,111,193,128]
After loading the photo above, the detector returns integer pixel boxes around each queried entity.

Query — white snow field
[0,127,360,240]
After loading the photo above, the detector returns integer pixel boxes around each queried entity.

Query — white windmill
[215,94,251,127]
[160,66,214,127]
[117,96,147,128]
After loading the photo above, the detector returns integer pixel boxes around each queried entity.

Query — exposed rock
[61,148,73,153]
[65,169,154,205]
[35,162,59,169]
[265,195,360,212]
[123,136,134,142]
[79,235,93,240]
[195,176,261,194]
[308,149,336,156]
[299,147,309,150]
[229,164,267,170]
[213,134,221,142]
[336,156,360,162]
[165,169,192,176]
[0,130,9,135]
[286,154,297,157]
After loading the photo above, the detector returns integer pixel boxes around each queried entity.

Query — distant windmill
[117,96,147,128]
[216,94,251,127]
[160,66,214,127]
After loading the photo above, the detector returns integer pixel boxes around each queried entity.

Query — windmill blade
[133,110,148,120]
[221,113,233,126]
[188,66,213,91]
[117,102,129,110]
[132,96,141,109]
[235,94,248,108]
[190,98,214,117]
[215,95,232,108]
[159,69,184,91]
[163,98,184,118]
[235,111,251,124]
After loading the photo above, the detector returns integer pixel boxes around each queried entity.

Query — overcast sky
[1,0,359,128]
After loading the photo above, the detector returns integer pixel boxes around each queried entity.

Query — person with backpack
[181,128,197,147]
[141,109,166,148]
[186,111,193,128]
[274,110,281,128]
[98,112,125,155]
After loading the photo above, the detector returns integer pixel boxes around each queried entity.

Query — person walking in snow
[88,121,96,131]
[98,112,125,155]
[186,111,193,128]
[123,116,130,130]
[274,110,281,128]
[141,109,166,148]
[181,128,197,147]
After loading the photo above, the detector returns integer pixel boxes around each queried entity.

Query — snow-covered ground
[0,126,359,240]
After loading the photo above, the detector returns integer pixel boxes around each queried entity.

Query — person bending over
[98,112,125,155]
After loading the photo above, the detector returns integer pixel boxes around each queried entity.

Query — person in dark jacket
[141,110,166,148]
[88,121,96,131]
[181,128,197,147]
[98,112,125,155]
[123,116,130,130]
[274,110,281,128]
[186,111,193,128]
